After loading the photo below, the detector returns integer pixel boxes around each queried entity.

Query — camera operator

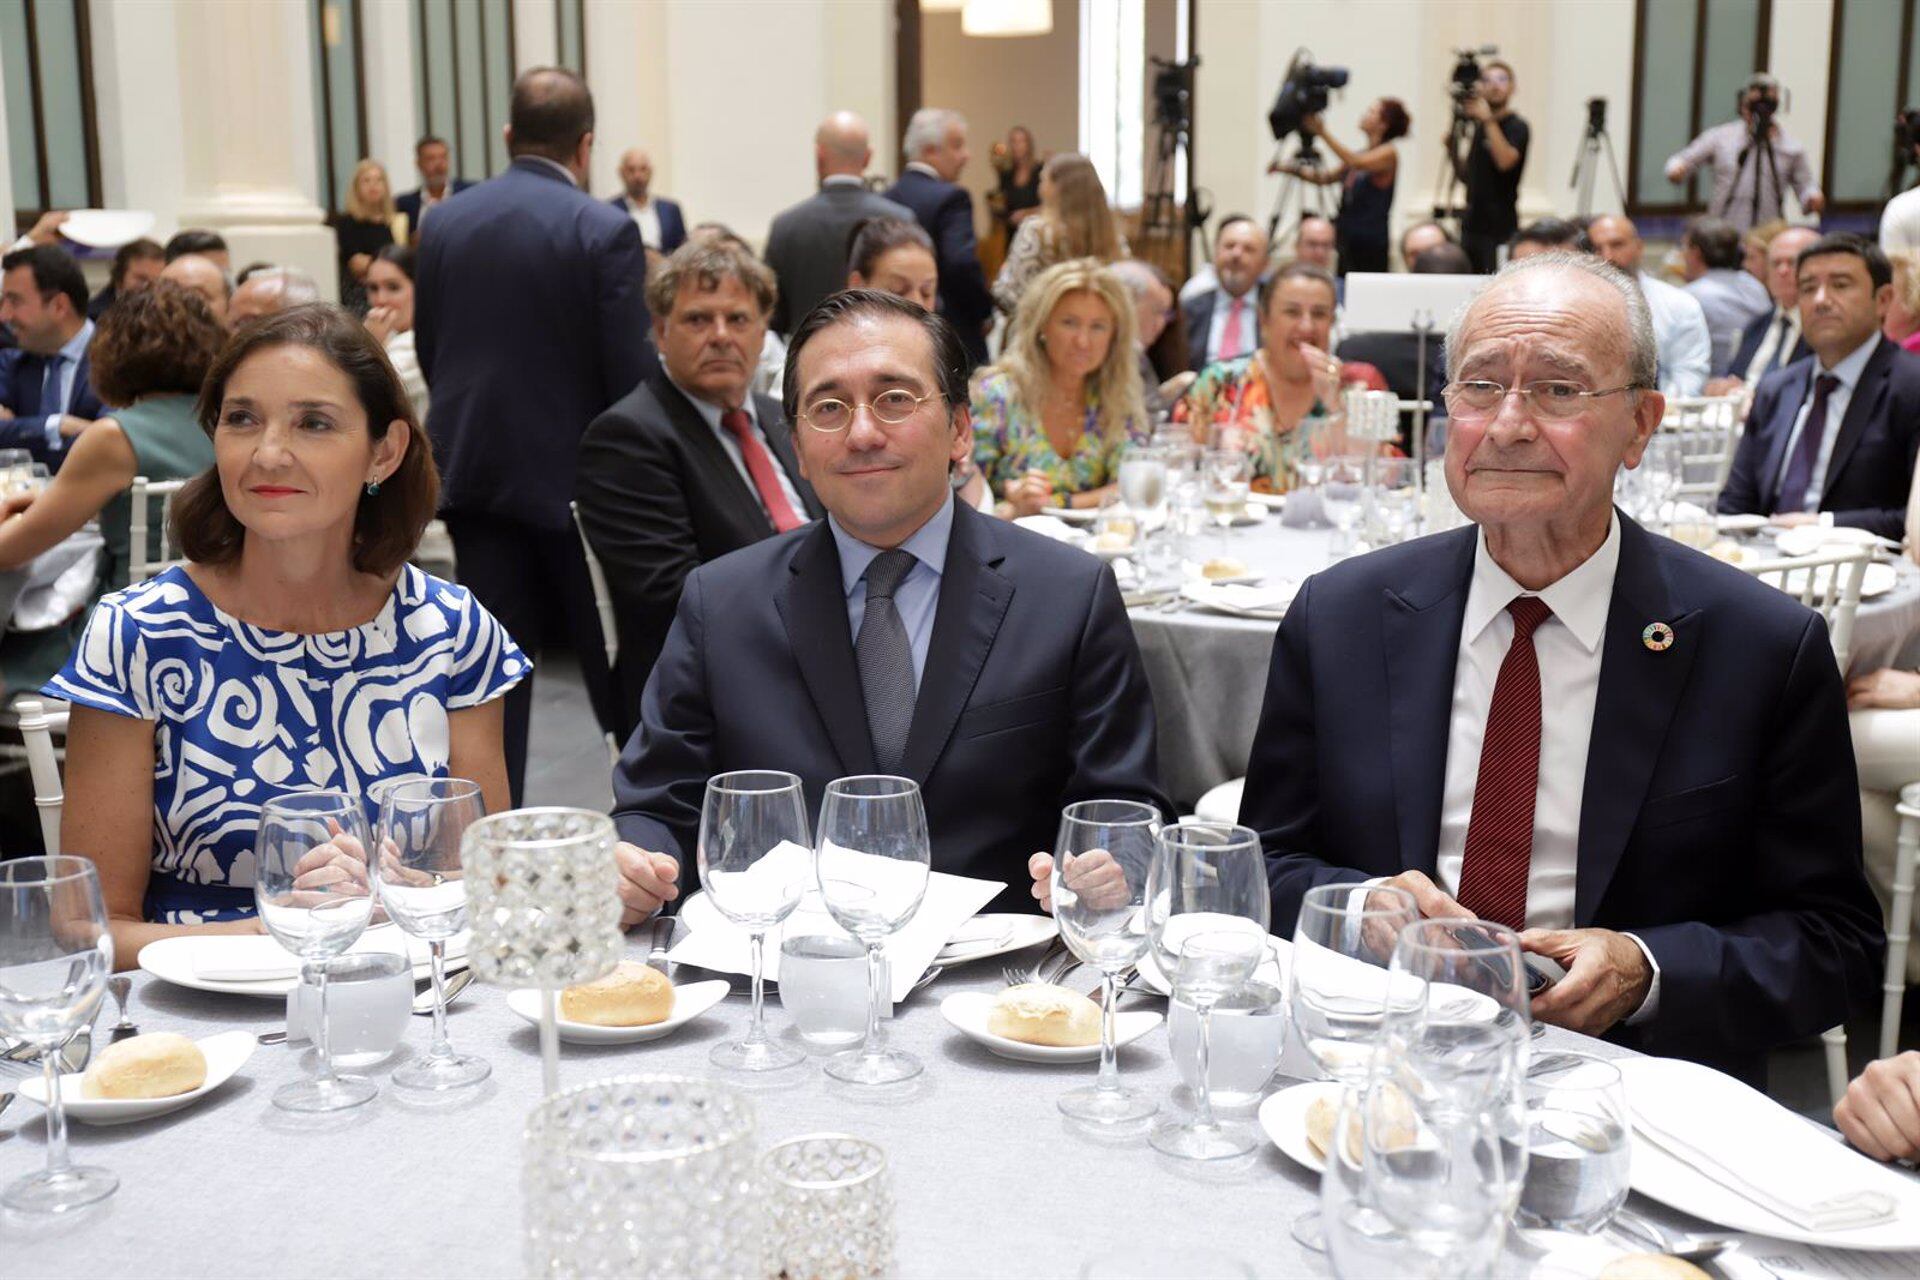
[1276,98,1409,274]
[1878,110,1920,256]
[1664,73,1823,232]
[1451,60,1529,272]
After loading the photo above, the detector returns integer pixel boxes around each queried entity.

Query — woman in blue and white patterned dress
[48,305,528,969]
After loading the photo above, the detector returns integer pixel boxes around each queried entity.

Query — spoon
[1610,1204,1739,1264]
[106,975,139,1043]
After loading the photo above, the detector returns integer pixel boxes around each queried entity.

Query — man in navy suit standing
[416,67,657,802]
[0,244,104,471]
[394,135,473,239]
[610,147,686,268]
[1236,252,1882,1083]
[1717,234,1920,539]
[886,109,993,368]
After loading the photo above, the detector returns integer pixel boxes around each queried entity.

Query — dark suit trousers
[1461,230,1504,274]
[443,512,617,803]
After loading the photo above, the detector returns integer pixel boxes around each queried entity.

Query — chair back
[127,476,192,585]
[1657,394,1744,502]
[17,698,63,853]
[571,501,618,668]
[1737,545,1873,670]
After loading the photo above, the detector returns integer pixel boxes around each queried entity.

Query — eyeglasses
[798,388,940,433]
[1442,379,1645,421]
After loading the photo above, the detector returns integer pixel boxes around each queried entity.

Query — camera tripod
[1141,116,1208,277]
[1570,111,1625,218]
[1431,107,1474,231]
[1732,114,1789,226]
[1264,137,1333,249]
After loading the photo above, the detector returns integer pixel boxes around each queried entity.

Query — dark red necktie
[1771,373,1839,515]
[721,408,804,533]
[1456,596,1554,931]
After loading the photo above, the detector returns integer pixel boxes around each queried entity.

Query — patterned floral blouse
[46,564,529,924]
[970,369,1148,502]
[1173,352,1388,492]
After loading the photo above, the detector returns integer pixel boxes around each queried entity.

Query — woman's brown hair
[89,281,224,407]
[171,304,439,577]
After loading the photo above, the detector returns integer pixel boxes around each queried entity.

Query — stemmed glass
[698,770,810,1072]
[1145,821,1271,1159]
[1201,449,1250,560]
[0,856,115,1213]
[1117,446,1171,575]
[815,775,931,1085]
[1051,799,1161,1124]
[254,789,378,1112]
[375,776,489,1091]
[1322,454,1367,557]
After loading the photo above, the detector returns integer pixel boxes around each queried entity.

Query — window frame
[414,0,517,184]
[311,0,371,215]
[1821,0,1917,213]
[1626,0,1774,217]
[8,0,104,234]
[556,0,586,78]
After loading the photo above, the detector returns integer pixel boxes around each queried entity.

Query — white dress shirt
[619,195,663,250]
[36,319,95,452]
[1638,273,1712,397]
[664,374,808,522]
[1740,305,1801,382]
[1204,286,1258,365]
[1774,331,1880,513]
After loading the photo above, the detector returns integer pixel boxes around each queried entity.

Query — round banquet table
[0,945,1807,1280]
[1130,515,1920,811]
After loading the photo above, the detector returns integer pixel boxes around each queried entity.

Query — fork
[1000,937,1066,989]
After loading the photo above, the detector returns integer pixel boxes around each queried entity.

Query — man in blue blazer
[608,291,1168,924]
[0,243,103,470]
[1717,235,1920,539]
[416,68,657,803]
[1244,252,1882,1084]
[886,109,993,368]
[394,135,473,238]
[610,147,686,260]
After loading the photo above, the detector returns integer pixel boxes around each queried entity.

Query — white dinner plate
[15,1030,256,1126]
[935,913,1058,965]
[1177,581,1294,620]
[1714,513,1768,535]
[1040,505,1101,524]
[1257,1079,1342,1174]
[1248,492,1287,511]
[1229,502,1269,527]
[939,991,1161,1063]
[1136,935,1291,996]
[139,927,470,999]
[56,208,157,248]
[505,979,731,1045]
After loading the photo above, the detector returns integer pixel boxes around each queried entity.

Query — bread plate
[139,926,470,998]
[505,979,730,1045]
[1137,935,1290,996]
[939,990,1160,1063]
[14,1030,256,1126]
[1257,1078,1342,1174]
[935,913,1058,965]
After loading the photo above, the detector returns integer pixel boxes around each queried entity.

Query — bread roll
[1201,558,1249,581]
[82,1032,208,1100]
[1304,1086,1418,1165]
[1597,1255,1711,1280]
[988,983,1102,1047]
[561,961,675,1027]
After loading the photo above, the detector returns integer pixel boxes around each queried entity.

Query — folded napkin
[191,925,467,982]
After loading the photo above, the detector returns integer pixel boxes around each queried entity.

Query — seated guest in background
[363,245,428,422]
[611,147,686,269]
[395,136,472,237]
[1844,665,1920,986]
[990,152,1124,318]
[1335,241,1470,438]
[1281,99,1408,274]
[228,265,321,327]
[1398,219,1452,270]
[765,111,913,336]
[162,228,229,272]
[0,244,102,469]
[331,159,403,311]
[609,291,1168,920]
[1588,214,1712,396]
[1175,262,1387,491]
[1296,214,1340,274]
[847,216,939,312]
[1836,1054,1920,1161]
[1109,258,1187,418]
[1678,216,1771,375]
[1181,214,1270,372]
[577,238,823,732]
[889,108,995,367]
[1884,248,1920,353]
[1507,216,1583,261]
[48,306,523,966]
[1718,235,1920,537]
[972,258,1148,518]
[88,238,165,320]
[1708,224,1818,395]
[159,252,230,327]
[1742,219,1785,282]
[1244,252,1883,1083]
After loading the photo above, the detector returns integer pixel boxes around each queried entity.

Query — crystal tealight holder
[762,1134,895,1280]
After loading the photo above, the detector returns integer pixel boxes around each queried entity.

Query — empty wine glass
[698,770,810,1072]
[0,856,115,1214]
[815,776,931,1085]
[1051,799,1161,1124]
[1117,446,1171,572]
[255,789,378,1112]
[1385,917,1533,1113]
[375,776,489,1092]
[1145,821,1271,1159]
[1201,449,1251,559]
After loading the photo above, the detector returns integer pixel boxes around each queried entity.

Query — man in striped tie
[1243,251,1883,1083]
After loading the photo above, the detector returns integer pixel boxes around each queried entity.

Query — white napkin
[1013,515,1087,543]
[190,925,467,981]
[1624,1056,1905,1233]
[1773,524,1881,558]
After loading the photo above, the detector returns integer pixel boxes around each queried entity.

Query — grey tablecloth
[1132,518,1920,811]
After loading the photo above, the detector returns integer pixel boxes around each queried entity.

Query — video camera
[1151,55,1199,134]
[1897,106,1920,154]
[1268,49,1349,142]
[1449,45,1498,109]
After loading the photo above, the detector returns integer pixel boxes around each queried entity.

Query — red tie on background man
[720,408,804,533]
[1219,296,1248,362]
[1455,596,1554,931]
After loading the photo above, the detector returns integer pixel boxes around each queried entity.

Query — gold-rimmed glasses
[1443,380,1645,421]
[798,388,942,433]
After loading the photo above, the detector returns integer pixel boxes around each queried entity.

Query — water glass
[779,931,870,1047]
[1201,449,1250,558]
[1323,455,1366,558]
[1168,978,1286,1109]
[762,1134,895,1280]
[376,775,489,1091]
[1385,917,1533,1113]
[815,776,931,1085]
[286,951,411,1067]
[1519,1053,1630,1234]
[0,856,115,1214]
[698,770,810,1071]
[255,789,378,1113]
[523,1075,760,1279]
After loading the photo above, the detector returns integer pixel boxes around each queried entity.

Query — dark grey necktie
[856,549,917,773]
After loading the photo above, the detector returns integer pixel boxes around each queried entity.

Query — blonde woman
[991,153,1126,316]
[330,158,405,310]
[1885,248,1920,353]
[972,258,1148,518]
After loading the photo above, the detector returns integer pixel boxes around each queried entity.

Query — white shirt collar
[821,174,866,188]
[1464,512,1621,655]
[515,155,579,188]
[1816,331,1881,385]
[905,161,942,180]
[665,372,753,430]
[829,492,955,598]
[55,319,93,364]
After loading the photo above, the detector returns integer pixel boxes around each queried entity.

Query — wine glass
[0,856,115,1213]
[375,776,489,1091]
[1384,918,1533,1112]
[698,769,811,1072]
[1322,454,1367,557]
[1117,447,1170,573]
[254,789,379,1112]
[1201,449,1250,559]
[1144,821,1271,1159]
[1051,799,1161,1124]
[814,775,931,1085]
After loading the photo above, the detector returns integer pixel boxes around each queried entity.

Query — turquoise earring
[365,478,381,496]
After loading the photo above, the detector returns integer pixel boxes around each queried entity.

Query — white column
[361,0,420,190]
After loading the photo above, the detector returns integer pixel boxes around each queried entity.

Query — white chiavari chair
[571,501,620,765]
[1657,393,1745,505]
[1884,784,1920,1061]
[127,476,191,585]
[17,698,63,853]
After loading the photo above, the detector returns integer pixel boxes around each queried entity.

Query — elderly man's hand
[1847,667,1920,711]
[615,842,680,926]
[1376,870,1473,922]
[1834,1052,1920,1161]
[1520,927,1652,1035]
[1028,851,1054,913]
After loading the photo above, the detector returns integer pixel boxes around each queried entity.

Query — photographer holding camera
[1451,58,1529,273]
[1665,73,1823,231]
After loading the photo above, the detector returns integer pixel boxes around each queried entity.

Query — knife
[647,914,675,978]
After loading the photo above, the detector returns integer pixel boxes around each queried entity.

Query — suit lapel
[1819,339,1892,507]
[898,504,1013,784]
[655,378,776,537]
[756,393,824,520]
[1381,528,1476,876]
[775,524,877,776]
[1573,516,1700,925]
[1757,363,1814,501]
[1186,293,1214,372]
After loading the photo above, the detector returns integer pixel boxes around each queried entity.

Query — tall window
[1079,0,1145,209]
[1823,0,1920,210]
[556,0,586,76]
[1628,0,1772,215]
[2,0,102,233]
[411,0,514,185]
[310,0,369,214]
